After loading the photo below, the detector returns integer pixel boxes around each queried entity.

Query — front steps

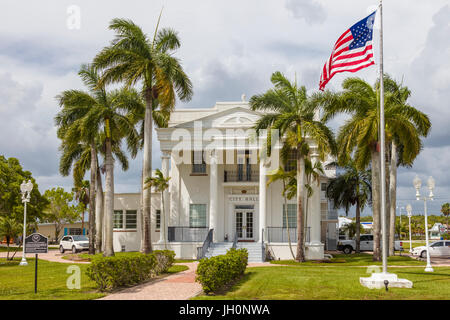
[204,242,265,262]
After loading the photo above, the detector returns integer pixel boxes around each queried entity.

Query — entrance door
[235,210,254,241]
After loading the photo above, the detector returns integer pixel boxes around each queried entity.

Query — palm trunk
[95,159,104,253]
[295,150,306,262]
[88,144,97,254]
[104,134,115,257]
[139,170,145,252]
[355,199,361,253]
[141,91,153,254]
[389,141,397,256]
[283,181,296,260]
[371,147,381,261]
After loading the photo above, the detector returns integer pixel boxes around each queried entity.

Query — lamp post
[406,204,413,254]
[397,206,404,239]
[413,175,434,272]
[19,180,33,266]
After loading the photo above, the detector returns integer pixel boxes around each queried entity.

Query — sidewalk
[0,250,90,264]
[100,262,203,300]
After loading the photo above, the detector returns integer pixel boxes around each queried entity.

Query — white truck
[337,234,403,254]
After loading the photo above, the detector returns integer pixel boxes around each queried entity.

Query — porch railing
[197,228,214,260]
[224,169,259,182]
[232,231,238,249]
[168,226,209,242]
[266,227,310,243]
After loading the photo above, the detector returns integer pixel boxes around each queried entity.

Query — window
[68,228,82,235]
[114,210,123,229]
[189,204,207,228]
[431,242,443,247]
[283,204,297,228]
[321,183,327,192]
[192,151,206,173]
[284,150,297,172]
[125,210,137,229]
[155,209,161,230]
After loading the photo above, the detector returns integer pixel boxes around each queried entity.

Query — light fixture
[413,175,421,200]
[427,176,435,199]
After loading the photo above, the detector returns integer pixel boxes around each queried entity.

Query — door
[429,241,445,257]
[235,210,254,240]
[360,235,372,251]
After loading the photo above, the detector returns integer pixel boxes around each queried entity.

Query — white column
[209,150,218,241]
[159,151,170,244]
[309,149,322,245]
[259,158,267,243]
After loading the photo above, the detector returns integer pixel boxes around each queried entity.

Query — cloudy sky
[0,0,449,216]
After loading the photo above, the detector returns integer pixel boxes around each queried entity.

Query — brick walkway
[99,262,203,300]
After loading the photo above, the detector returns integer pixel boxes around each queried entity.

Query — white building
[112,99,338,261]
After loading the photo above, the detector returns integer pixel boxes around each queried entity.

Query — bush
[86,250,175,291]
[195,248,248,294]
[153,250,176,274]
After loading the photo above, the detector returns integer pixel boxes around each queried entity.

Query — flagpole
[378,0,388,274]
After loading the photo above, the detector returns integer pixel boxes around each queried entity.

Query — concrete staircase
[204,242,265,262]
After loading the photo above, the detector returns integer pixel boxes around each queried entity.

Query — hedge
[195,248,248,293]
[86,250,175,291]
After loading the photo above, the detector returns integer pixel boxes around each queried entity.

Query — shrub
[86,250,175,291]
[195,248,248,294]
[153,250,176,274]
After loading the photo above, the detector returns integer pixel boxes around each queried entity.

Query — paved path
[100,262,202,300]
[0,249,90,264]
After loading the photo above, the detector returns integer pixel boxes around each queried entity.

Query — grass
[0,258,105,300]
[193,266,450,300]
[0,246,58,253]
[0,255,189,300]
[270,253,425,267]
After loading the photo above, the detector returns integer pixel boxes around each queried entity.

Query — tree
[72,180,89,237]
[42,188,82,242]
[319,76,430,261]
[341,222,363,239]
[144,169,170,249]
[251,71,336,262]
[326,160,371,253]
[0,216,22,260]
[267,167,296,259]
[441,203,450,232]
[0,156,48,223]
[93,17,193,254]
[56,64,140,256]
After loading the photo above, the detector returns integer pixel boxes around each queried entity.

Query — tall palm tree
[384,77,431,255]
[326,160,371,253]
[72,180,90,239]
[251,71,336,262]
[93,18,193,254]
[144,169,170,249]
[267,167,296,259]
[319,76,430,261]
[56,64,141,256]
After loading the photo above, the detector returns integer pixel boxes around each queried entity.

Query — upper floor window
[155,209,161,230]
[284,150,297,172]
[192,151,206,174]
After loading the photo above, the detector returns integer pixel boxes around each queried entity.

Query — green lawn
[0,257,187,300]
[270,253,425,267]
[0,258,105,300]
[0,246,58,253]
[193,266,450,300]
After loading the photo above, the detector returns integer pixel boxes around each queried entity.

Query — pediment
[173,107,262,129]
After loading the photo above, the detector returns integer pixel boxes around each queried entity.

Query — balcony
[224,165,259,183]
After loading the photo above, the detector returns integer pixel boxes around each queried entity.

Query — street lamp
[19,180,33,266]
[406,204,413,254]
[413,175,434,272]
[397,206,404,239]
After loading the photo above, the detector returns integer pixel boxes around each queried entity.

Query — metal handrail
[232,231,238,249]
[198,228,214,259]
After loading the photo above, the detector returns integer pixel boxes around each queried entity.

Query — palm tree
[93,17,193,254]
[326,160,371,253]
[0,216,22,260]
[250,71,336,262]
[319,76,430,261]
[144,169,170,249]
[441,203,450,232]
[72,180,90,238]
[56,64,141,256]
[384,77,430,255]
[267,167,296,259]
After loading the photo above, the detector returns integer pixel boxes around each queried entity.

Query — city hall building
[112,98,338,261]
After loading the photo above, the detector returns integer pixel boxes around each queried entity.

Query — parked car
[412,241,450,258]
[59,235,89,254]
[337,234,403,254]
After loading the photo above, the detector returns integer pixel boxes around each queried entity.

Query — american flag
[319,11,377,91]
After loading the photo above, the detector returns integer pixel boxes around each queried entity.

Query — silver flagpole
[379,0,388,274]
